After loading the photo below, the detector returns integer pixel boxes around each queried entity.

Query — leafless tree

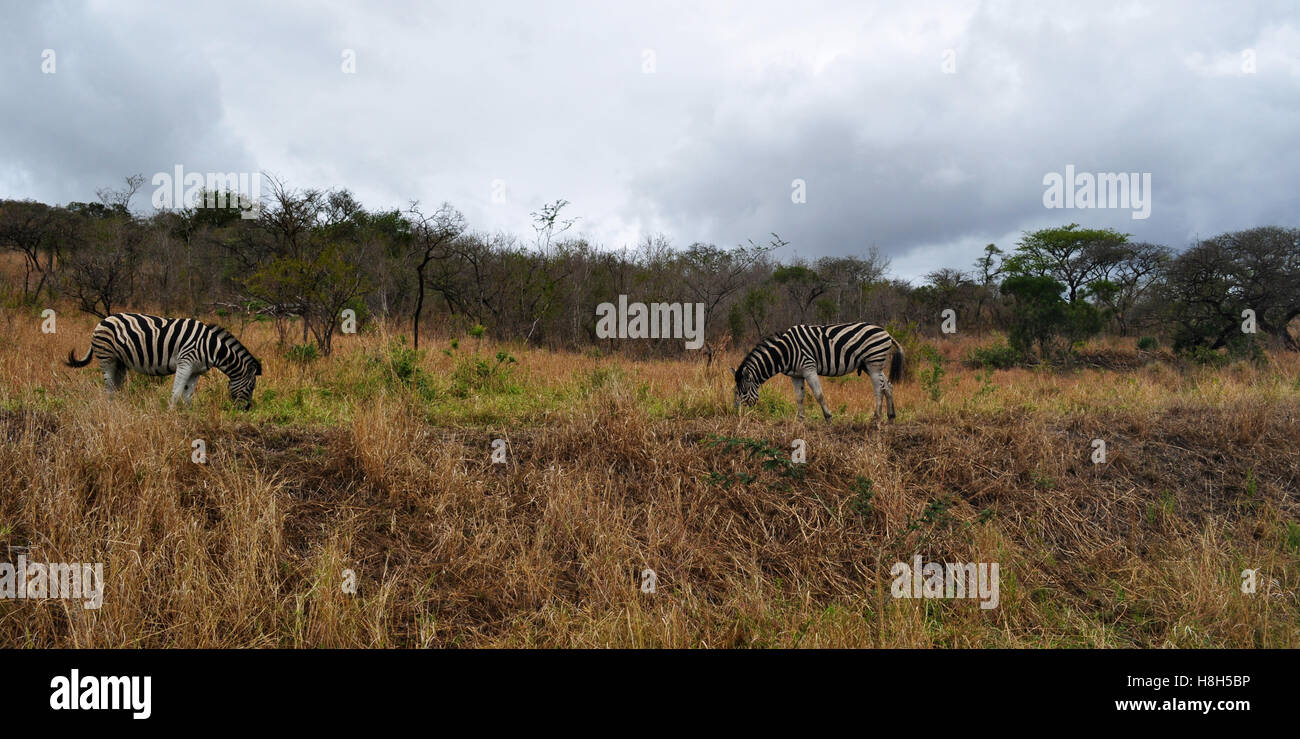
[406,202,465,348]
[677,233,784,365]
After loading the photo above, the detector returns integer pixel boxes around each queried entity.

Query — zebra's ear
[731,366,738,380]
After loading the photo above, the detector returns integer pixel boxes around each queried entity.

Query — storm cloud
[2,0,1297,279]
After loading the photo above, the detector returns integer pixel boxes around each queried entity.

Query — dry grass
[1,307,1298,647]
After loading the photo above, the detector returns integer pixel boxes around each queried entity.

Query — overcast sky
[2,0,1297,280]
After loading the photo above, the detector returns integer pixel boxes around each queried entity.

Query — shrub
[1001,275,1104,363]
[965,341,1022,369]
[849,477,875,521]
[917,344,946,402]
[884,320,923,380]
[286,342,320,364]
[450,351,518,397]
[1137,336,1158,352]
[1182,345,1229,367]
[367,336,437,400]
[1179,333,1265,367]
[444,327,519,398]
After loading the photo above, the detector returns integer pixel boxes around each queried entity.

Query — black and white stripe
[66,313,262,409]
[732,322,904,422]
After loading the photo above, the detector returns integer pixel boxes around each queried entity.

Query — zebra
[732,322,904,422]
[65,313,262,409]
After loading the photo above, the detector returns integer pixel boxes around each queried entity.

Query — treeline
[2,175,1297,363]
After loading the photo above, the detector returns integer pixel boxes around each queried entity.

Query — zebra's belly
[124,361,177,376]
[783,367,854,378]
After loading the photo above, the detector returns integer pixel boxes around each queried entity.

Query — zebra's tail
[65,346,93,368]
[889,339,904,383]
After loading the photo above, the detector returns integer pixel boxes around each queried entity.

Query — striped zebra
[65,313,262,409]
[732,322,904,422]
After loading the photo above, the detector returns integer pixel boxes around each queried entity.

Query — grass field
[1,306,1298,647]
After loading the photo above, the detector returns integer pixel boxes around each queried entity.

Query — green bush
[385,338,425,384]
[286,342,321,364]
[450,351,518,397]
[1182,345,1229,367]
[917,344,946,402]
[884,320,923,380]
[850,477,875,521]
[1001,275,1104,363]
[1232,334,1267,365]
[1137,336,1158,352]
[366,336,437,400]
[443,326,519,398]
[965,341,1022,369]
[1179,334,1265,367]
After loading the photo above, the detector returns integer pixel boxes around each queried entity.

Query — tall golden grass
[1,307,1297,647]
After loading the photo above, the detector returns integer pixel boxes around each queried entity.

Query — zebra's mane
[206,323,261,373]
[737,332,789,379]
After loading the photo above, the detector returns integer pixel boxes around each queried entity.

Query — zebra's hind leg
[868,368,885,422]
[883,376,896,423]
[791,376,806,421]
[804,372,832,421]
[101,359,126,398]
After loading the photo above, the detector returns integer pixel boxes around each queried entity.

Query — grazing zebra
[65,313,262,409]
[733,322,904,422]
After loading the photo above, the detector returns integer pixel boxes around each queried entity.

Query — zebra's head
[733,366,760,411]
[228,357,262,410]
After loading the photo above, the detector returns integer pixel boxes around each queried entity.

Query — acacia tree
[729,285,775,340]
[95,174,145,215]
[251,177,327,342]
[915,268,979,331]
[60,176,147,317]
[772,262,826,323]
[971,243,1004,330]
[814,248,891,322]
[0,200,61,301]
[406,202,465,348]
[1095,241,1171,336]
[1005,224,1129,302]
[1164,227,1300,352]
[245,241,370,356]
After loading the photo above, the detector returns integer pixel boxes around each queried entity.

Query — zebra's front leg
[804,373,831,421]
[182,372,201,407]
[791,376,806,421]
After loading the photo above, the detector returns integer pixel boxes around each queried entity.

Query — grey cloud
[2,0,1297,282]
